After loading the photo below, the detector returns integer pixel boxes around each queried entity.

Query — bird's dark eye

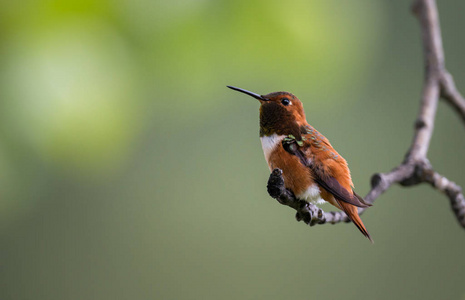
[281,98,290,106]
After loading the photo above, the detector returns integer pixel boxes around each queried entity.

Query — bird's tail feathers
[336,200,373,243]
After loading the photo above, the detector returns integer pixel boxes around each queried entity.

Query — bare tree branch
[440,72,465,124]
[267,0,465,229]
[423,168,465,226]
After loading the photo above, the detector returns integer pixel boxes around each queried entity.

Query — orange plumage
[228,86,372,241]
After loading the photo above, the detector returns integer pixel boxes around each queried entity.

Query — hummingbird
[227,85,372,241]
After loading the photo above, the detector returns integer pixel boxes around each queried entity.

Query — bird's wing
[313,173,370,208]
[282,127,371,208]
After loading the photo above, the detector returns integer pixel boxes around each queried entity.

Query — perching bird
[228,86,372,241]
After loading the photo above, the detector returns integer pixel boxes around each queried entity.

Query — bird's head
[227,86,307,137]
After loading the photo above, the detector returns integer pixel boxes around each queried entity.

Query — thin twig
[440,72,465,124]
[267,0,465,229]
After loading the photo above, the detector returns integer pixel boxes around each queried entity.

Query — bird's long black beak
[227,86,268,101]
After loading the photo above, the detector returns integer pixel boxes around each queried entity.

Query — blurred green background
[1,0,464,299]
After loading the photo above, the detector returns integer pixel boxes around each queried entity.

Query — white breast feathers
[260,134,285,163]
